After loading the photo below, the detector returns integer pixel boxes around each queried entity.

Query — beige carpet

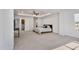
[14,31,79,50]
[54,41,79,50]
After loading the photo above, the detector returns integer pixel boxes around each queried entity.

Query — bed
[33,24,53,34]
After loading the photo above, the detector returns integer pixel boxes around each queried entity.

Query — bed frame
[33,24,53,34]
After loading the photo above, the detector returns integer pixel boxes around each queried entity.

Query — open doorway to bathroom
[21,19,25,31]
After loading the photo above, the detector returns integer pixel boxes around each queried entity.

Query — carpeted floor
[14,31,79,50]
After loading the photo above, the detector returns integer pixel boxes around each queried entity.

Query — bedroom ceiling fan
[32,10,51,17]
[17,10,51,17]
[33,10,39,16]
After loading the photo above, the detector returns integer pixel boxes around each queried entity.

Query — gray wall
[59,11,79,38]
[0,9,14,50]
[40,14,59,33]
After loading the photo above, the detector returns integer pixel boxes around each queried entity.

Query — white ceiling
[14,9,79,17]
[14,9,60,15]
[14,9,47,15]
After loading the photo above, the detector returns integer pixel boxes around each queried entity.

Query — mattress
[34,27,51,33]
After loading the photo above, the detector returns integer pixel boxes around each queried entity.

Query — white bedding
[34,27,51,33]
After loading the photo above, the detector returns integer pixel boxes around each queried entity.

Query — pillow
[47,26,50,28]
[43,25,47,28]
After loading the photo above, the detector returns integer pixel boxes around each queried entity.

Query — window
[74,14,79,32]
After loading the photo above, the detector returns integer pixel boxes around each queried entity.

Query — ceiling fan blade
[33,10,36,14]
[33,10,39,16]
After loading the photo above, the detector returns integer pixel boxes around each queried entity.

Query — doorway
[21,19,25,31]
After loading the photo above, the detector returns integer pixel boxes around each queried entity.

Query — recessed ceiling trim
[18,13,51,17]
